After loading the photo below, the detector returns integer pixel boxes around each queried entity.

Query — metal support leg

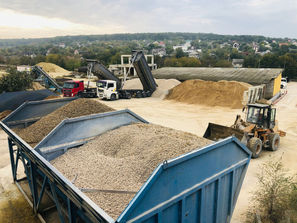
[13,148,20,181]
[36,176,48,212]
[8,138,15,181]
[30,161,39,213]
[49,181,65,223]
[67,198,77,223]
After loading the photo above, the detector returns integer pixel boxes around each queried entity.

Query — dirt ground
[0,82,296,222]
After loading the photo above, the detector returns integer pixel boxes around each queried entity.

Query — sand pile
[31,82,45,90]
[0,110,11,120]
[123,78,180,99]
[44,95,61,100]
[36,62,71,78]
[166,79,251,109]
[52,123,211,219]
[17,99,114,146]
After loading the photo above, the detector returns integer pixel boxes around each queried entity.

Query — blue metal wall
[118,137,251,223]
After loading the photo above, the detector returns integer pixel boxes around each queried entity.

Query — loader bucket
[203,122,244,141]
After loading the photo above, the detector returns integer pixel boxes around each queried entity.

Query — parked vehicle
[63,80,99,98]
[89,50,157,100]
[63,80,84,97]
[281,77,287,89]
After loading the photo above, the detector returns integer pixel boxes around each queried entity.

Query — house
[232,59,244,68]
[152,48,166,57]
[17,65,31,73]
[233,42,240,49]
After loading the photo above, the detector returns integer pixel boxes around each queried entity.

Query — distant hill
[0,32,290,48]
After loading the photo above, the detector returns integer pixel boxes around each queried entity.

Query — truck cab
[97,80,119,100]
[281,77,287,89]
[63,80,84,97]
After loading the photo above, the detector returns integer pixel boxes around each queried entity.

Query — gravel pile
[17,99,114,146]
[52,123,212,219]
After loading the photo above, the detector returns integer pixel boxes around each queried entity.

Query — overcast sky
[0,0,296,39]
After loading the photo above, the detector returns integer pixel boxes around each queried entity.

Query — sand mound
[36,62,71,78]
[31,82,45,90]
[0,110,11,120]
[44,95,61,100]
[17,99,114,146]
[166,79,251,109]
[123,78,180,99]
[52,123,211,219]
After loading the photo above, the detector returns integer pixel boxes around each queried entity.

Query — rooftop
[152,67,283,85]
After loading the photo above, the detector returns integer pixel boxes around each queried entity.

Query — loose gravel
[52,123,212,219]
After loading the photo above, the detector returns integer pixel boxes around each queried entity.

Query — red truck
[62,80,84,97]
[63,80,99,98]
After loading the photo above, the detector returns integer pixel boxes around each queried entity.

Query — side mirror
[242,106,246,112]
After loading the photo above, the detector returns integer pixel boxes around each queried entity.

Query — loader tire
[268,133,280,151]
[248,137,262,158]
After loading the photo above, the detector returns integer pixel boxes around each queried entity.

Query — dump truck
[204,103,286,158]
[62,80,99,98]
[89,50,157,100]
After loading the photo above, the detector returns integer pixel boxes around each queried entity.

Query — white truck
[88,51,157,100]
[281,77,287,89]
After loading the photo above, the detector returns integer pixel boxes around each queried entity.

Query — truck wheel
[268,133,280,151]
[77,92,82,98]
[110,94,116,101]
[126,93,131,99]
[136,91,142,98]
[142,91,147,97]
[248,137,262,158]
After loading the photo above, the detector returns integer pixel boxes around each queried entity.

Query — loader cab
[246,104,276,129]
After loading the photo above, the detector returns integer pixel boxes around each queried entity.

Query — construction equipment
[204,103,286,158]
[88,50,157,100]
[32,66,63,92]
[62,80,99,98]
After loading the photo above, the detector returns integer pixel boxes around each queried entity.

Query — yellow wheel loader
[203,103,286,158]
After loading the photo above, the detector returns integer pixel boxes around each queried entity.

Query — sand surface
[0,82,296,222]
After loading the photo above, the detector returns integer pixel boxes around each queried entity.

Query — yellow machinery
[204,103,286,158]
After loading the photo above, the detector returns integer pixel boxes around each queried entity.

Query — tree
[244,55,260,68]
[214,60,232,67]
[175,48,187,58]
[0,68,33,93]
[279,54,297,80]
[260,54,280,68]
[246,160,297,223]
[163,57,200,67]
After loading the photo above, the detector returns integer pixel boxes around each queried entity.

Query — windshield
[97,81,107,88]
[63,82,75,89]
[247,107,261,123]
